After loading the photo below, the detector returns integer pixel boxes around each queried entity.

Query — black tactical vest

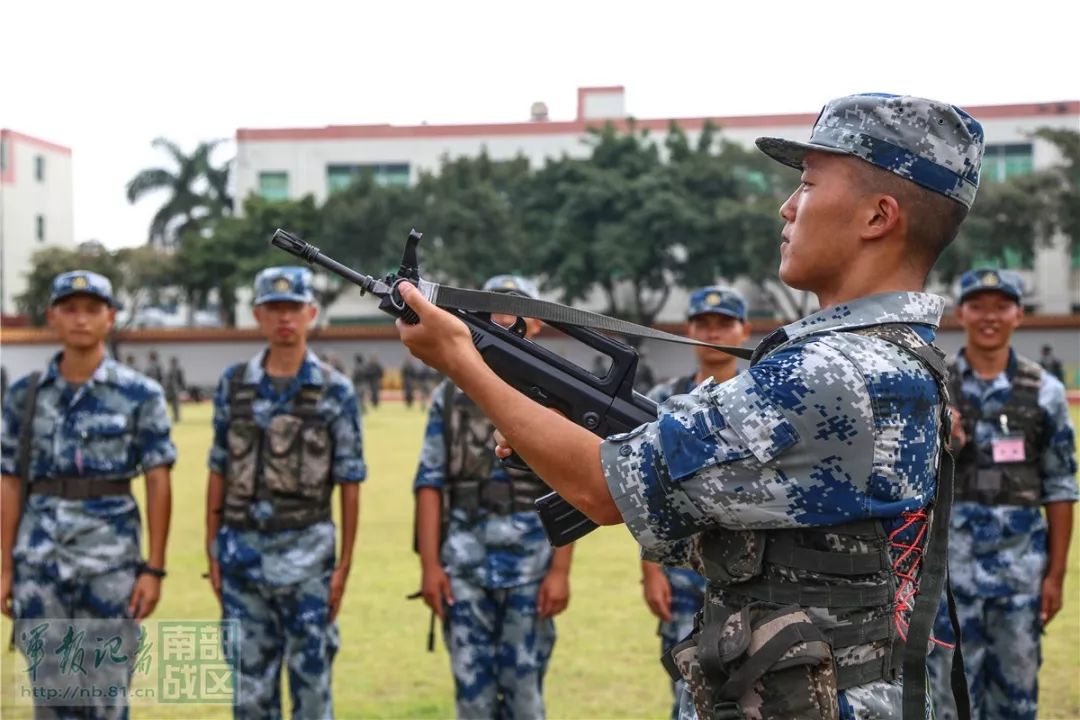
[665,324,963,720]
[949,356,1044,507]
[440,381,550,515]
[222,364,334,531]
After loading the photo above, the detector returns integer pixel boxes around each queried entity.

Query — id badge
[991,434,1026,463]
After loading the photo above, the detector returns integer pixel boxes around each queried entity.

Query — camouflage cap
[957,267,1023,304]
[756,93,984,208]
[254,266,315,305]
[49,270,115,307]
[482,274,539,299]
[687,286,747,322]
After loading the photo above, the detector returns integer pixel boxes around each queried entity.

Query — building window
[34,155,45,182]
[981,143,1033,183]
[0,139,7,173]
[35,215,45,242]
[258,171,289,201]
[326,163,410,194]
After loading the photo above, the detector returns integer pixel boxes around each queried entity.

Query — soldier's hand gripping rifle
[270,228,752,546]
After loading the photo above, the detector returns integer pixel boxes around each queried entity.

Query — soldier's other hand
[329,565,349,621]
[642,570,673,622]
[538,569,570,619]
[1,567,13,618]
[494,429,512,460]
[207,560,223,604]
[421,565,454,620]
[1041,574,1064,625]
[947,405,967,451]
[128,575,161,621]
[396,283,480,378]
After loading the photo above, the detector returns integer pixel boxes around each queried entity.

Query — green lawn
[2,403,1079,719]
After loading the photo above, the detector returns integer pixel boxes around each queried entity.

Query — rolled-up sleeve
[135,388,177,471]
[1039,374,1078,503]
[413,382,449,492]
[330,382,366,483]
[602,339,882,552]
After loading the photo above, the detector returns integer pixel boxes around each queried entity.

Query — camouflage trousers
[928,592,1041,720]
[220,571,340,720]
[12,562,137,720]
[661,610,697,720]
[443,577,556,719]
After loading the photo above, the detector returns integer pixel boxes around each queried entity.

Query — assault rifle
[271,228,749,546]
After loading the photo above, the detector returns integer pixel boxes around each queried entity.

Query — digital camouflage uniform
[607,290,958,720]
[414,273,556,720]
[646,285,748,720]
[927,271,1078,720]
[209,267,365,720]
[1,271,176,720]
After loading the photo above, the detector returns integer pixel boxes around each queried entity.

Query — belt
[29,478,133,500]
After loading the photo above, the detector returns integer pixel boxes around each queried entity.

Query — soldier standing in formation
[204,267,365,719]
[145,351,164,385]
[1,271,175,718]
[395,93,986,719]
[164,355,185,423]
[365,355,384,409]
[351,353,367,411]
[641,286,751,720]
[928,269,1077,719]
[402,358,417,408]
[414,275,574,720]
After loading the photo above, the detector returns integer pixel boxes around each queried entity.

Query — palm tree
[126,137,233,247]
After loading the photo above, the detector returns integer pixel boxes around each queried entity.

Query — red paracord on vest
[888,508,954,649]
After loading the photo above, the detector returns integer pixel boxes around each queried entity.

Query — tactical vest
[222,364,334,531]
[665,324,966,720]
[441,381,550,515]
[949,356,1044,507]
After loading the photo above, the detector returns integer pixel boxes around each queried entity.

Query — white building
[0,129,75,316]
[234,87,1080,321]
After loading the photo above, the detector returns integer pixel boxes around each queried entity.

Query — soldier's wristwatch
[138,563,167,579]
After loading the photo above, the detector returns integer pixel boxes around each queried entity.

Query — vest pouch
[226,420,259,500]
[297,423,332,499]
[700,529,766,584]
[677,603,839,720]
[263,415,304,495]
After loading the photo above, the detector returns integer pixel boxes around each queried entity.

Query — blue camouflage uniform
[1,270,176,720]
[646,285,748,720]
[927,270,1078,720]
[414,273,558,720]
[208,267,366,720]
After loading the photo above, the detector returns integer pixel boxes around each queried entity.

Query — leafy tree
[126,138,232,247]
[16,241,122,325]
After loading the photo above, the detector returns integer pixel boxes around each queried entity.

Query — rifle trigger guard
[388,278,420,325]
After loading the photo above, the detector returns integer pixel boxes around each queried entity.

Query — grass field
[2,402,1079,719]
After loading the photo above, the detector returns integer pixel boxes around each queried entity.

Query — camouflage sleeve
[135,386,177,471]
[0,377,29,476]
[330,380,366,484]
[601,339,880,551]
[413,381,449,492]
[207,372,232,475]
[1039,373,1078,503]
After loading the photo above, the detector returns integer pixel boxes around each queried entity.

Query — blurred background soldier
[351,353,367,411]
[124,353,139,371]
[164,355,186,423]
[639,286,750,720]
[1,270,175,719]
[929,269,1077,720]
[145,350,164,385]
[413,274,573,720]
[1039,343,1065,383]
[205,266,365,720]
[365,354,384,409]
[402,358,418,409]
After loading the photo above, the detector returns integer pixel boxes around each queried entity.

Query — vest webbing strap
[764,533,888,576]
[717,622,829,701]
[736,580,892,608]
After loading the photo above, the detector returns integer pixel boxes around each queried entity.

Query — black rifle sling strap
[8,371,41,649]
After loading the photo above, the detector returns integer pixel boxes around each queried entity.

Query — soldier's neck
[964,344,1012,381]
[264,343,308,378]
[696,359,737,386]
[59,345,106,383]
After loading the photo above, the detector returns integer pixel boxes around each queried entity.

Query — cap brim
[50,290,114,307]
[958,287,1021,304]
[688,308,745,322]
[755,137,851,170]
[255,293,312,305]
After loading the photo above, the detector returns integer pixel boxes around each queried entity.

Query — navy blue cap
[254,266,315,305]
[687,286,747,322]
[49,270,115,307]
[957,267,1023,304]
